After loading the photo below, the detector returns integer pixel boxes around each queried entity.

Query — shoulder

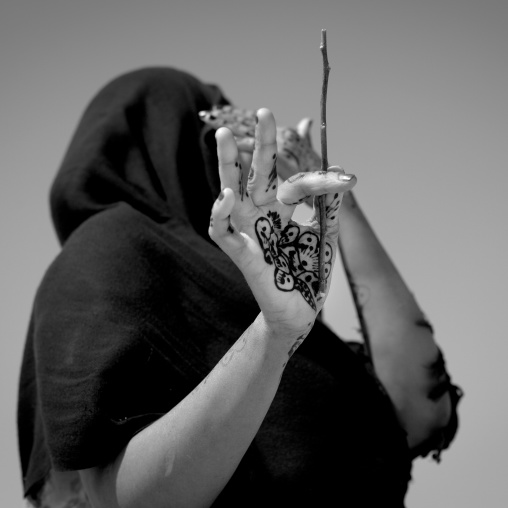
[35,206,165,313]
[55,205,163,267]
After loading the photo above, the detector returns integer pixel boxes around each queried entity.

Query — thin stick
[318,29,331,295]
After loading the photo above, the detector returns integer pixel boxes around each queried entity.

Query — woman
[18,67,461,507]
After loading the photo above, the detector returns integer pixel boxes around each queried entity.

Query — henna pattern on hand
[255,213,333,311]
[286,173,306,184]
[266,210,282,231]
[288,334,306,357]
[326,192,342,221]
[235,161,245,201]
[265,154,277,192]
[287,195,311,206]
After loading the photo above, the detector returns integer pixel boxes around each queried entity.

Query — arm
[79,109,357,508]
[337,190,453,452]
[80,314,294,508]
[253,112,457,456]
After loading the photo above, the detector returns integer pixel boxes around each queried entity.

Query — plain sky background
[2,0,507,506]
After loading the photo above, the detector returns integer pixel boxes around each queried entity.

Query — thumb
[277,167,356,206]
[208,188,245,253]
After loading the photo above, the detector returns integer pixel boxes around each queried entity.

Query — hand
[209,109,356,339]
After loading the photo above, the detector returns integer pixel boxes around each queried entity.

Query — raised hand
[199,105,323,184]
[209,109,356,339]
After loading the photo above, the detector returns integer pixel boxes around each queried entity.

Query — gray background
[2,0,507,506]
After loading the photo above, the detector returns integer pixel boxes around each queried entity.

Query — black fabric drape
[18,67,411,507]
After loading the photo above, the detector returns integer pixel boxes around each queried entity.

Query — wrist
[255,312,314,349]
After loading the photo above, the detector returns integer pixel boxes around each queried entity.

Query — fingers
[296,117,313,144]
[216,127,248,203]
[322,169,346,236]
[236,137,255,153]
[246,108,279,206]
[208,188,244,252]
[277,166,356,206]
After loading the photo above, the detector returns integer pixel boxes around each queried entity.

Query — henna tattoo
[265,154,277,192]
[352,283,370,307]
[326,192,342,222]
[286,172,306,184]
[267,210,282,231]
[235,161,245,201]
[255,213,332,311]
[288,334,306,357]
[287,195,311,206]
[221,333,249,366]
[426,348,453,401]
[200,107,321,174]
[201,371,211,386]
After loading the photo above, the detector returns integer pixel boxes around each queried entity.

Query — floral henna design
[255,213,333,311]
[266,210,282,231]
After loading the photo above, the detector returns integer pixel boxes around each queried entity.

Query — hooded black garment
[18,67,412,507]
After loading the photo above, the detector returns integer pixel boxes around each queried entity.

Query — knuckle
[208,226,220,240]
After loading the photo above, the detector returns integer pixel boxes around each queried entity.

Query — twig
[318,29,331,295]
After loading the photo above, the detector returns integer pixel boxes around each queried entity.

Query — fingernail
[218,191,225,200]
[339,174,354,181]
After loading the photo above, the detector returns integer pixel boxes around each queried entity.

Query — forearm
[337,191,450,443]
[80,313,296,508]
[338,191,434,351]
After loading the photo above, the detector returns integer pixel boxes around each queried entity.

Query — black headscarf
[18,67,411,507]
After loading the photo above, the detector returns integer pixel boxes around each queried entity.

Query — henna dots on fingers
[326,192,342,222]
[235,161,246,201]
[265,154,278,193]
